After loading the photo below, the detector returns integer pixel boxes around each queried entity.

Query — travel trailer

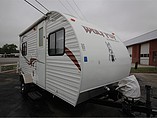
[19,11,131,106]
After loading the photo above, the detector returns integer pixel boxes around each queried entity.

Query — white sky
[0,0,157,47]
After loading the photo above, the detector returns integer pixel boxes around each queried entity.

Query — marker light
[71,18,75,22]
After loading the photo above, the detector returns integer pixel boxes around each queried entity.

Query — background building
[124,30,157,66]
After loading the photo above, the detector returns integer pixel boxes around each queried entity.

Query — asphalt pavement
[0,73,157,117]
[0,73,126,117]
[0,58,19,64]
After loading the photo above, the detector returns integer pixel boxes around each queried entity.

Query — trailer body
[19,11,131,106]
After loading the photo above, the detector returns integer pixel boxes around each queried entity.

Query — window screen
[39,27,43,46]
[22,42,27,56]
[48,28,65,56]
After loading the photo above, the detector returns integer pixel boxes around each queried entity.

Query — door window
[39,27,43,47]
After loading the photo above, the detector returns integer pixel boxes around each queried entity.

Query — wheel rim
[21,83,25,92]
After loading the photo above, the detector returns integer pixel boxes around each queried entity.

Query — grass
[1,65,17,71]
[131,67,157,73]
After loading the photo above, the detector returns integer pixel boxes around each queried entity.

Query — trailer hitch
[89,85,157,117]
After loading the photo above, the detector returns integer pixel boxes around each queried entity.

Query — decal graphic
[28,58,37,66]
[23,56,37,66]
[65,47,81,71]
[105,42,116,62]
[82,26,116,40]
[22,48,81,71]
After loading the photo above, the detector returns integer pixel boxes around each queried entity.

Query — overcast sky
[0,0,157,47]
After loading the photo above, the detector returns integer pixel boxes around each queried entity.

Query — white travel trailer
[19,11,131,106]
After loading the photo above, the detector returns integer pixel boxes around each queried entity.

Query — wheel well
[19,73,33,84]
[20,75,24,83]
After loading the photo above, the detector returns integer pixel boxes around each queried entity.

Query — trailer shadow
[21,87,126,117]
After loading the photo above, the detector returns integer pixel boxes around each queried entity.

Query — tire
[20,75,27,96]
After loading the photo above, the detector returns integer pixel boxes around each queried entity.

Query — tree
[1,44,18,54]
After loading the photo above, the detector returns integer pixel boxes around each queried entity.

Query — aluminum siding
[19,28,37,76]
[45,12,81,106]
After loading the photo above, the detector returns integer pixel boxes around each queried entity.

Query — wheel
[21,81,25,94]
[20,75,27,96]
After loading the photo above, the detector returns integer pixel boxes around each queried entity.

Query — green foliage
[131,67,157,73]
[0,44,18,54]
[1,65,17,71]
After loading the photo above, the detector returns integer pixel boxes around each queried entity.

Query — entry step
[28,91,42,100]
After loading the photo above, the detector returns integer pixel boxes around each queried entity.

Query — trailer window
[49,33,55,55]
[22,42,27,56]
[153,51,157,62]
[39,27,43,47]
[48,28,65,56]
[56,30,64,55]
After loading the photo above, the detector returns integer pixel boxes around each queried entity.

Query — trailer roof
[19,11,116,42]
[19,11,77,37]
[19,15,46,37]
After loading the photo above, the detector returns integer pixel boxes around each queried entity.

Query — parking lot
[0,58,19,64]
[0,73,157,117]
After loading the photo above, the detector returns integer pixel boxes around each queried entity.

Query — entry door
[36,21,46,88]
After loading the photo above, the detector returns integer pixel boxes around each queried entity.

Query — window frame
[140,54,149,57]
[22,42,27,56]
[48,28,65,56]
[140,54,144,57]
[153,51,157,62]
